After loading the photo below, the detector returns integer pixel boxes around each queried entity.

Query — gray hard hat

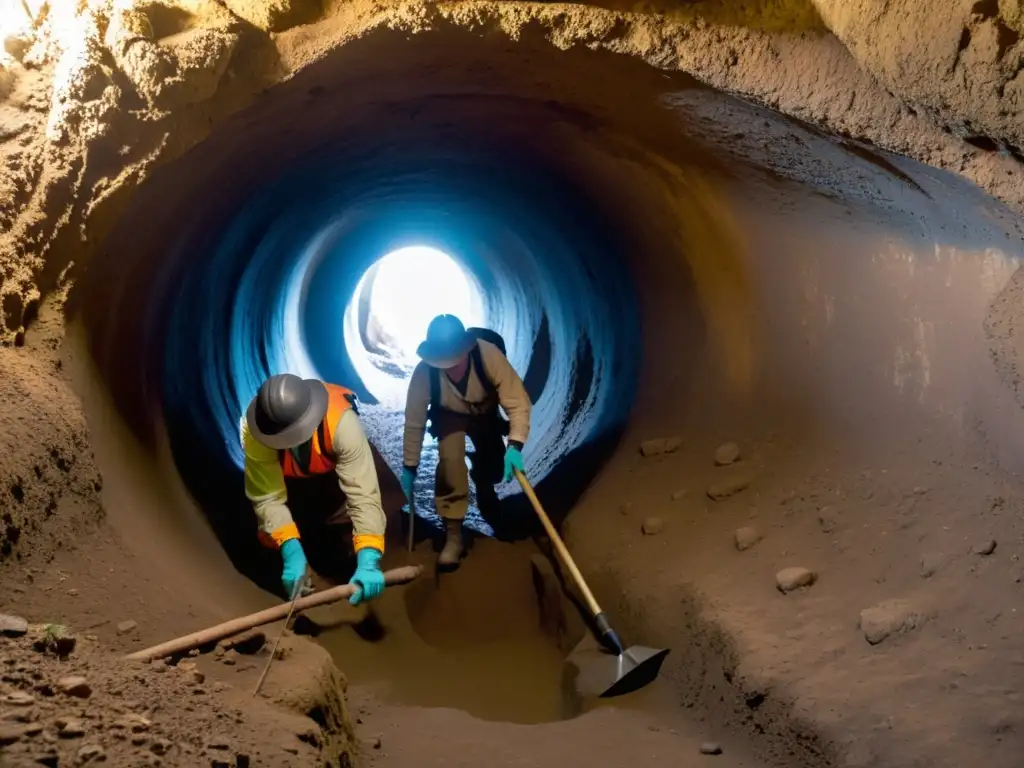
[416,314,476,369]
[245,374,328,450]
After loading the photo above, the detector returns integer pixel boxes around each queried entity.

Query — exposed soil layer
[3,0,1024,767]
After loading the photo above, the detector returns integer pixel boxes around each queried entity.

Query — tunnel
[4,1,1024,767]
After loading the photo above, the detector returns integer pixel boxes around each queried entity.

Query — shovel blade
[567,640,671,699]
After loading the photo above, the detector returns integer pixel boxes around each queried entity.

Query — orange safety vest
[278,383,357,478]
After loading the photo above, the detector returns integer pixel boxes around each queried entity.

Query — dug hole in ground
[3,0,1024,766]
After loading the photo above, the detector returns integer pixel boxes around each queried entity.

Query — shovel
[514,468,670,698]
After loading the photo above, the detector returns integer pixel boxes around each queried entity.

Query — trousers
[430,407,507,521]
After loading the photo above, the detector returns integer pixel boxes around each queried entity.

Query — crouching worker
[401,314,531,571]
[242,373,386,604]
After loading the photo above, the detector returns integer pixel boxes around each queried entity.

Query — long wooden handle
[514,469,604,619]
[124,565,423,662]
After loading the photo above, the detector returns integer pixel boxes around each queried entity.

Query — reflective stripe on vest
[279,383,356,478]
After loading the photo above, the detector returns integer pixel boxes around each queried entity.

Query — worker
[241,373,387,604]
[401,314,531,570]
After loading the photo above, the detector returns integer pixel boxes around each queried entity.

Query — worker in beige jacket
[242,374,387,603]
[402,314,531,570]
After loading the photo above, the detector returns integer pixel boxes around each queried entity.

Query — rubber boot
[437,518,465,570]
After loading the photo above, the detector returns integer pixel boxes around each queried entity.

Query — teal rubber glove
[348,548,385,605]
[280,538,308,598]
[400,467,416,508]
[503,445,525,483]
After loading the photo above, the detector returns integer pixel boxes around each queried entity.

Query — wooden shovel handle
[124,565,423,662]
[514,469,604,619]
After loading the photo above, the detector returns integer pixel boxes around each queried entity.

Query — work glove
[280,538,308,598]
[400,467,417,506]
[348,548,385,606]
[503,443,525,483]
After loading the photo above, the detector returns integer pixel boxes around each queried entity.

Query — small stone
[0,721,42,745]
[58,676,92,699]
[817,506,839,533]
[974,539,997,556]
[117,620,138,635]
[151,737,173,755]
[619,501,632,515]
[700,741,723,755]
[211,759,232,768]
[713,442,740,466]
[117,714,151,733]
[208,738,230,750]
[641,517,664,536]
[734,526,761,551]
[78,743,106,763]
[776,567,816,593]
[236,754,251,768]
[859,599,924,645]
[373,737,382,749]
[639,437,682,457]
[191,671,206,685]
[57,718,86,738]
[0,613,29,637]
[1,691,35,706]
[670,489,687,501]
[221,650,238,666]
[708,472,754,500]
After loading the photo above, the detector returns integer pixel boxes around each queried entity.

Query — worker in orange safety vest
[241,374,386,603]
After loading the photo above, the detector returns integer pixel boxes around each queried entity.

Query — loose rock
[974,539,997,556]
[639,437,682,457]
[700,741,724,755]
[641,517,664,535]
[57,718,86,738]
[734,526,761,551]
[708,472,754,500]
[117,620,138,635]
[78,743,106,763]
[1,691,35,706]
[0,721,42,745]
[859,599,924,645]
[776,567,816,593]
[0,613,29,637]
[670,489,687,501]
[713,442,741,466]
[58,675,92,699]
[619,501,632,515]
[817,506,839,533]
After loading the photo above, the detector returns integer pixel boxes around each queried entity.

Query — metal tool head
[566,637,671,699]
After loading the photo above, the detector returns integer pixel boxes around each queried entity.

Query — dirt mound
[0,612,354,767]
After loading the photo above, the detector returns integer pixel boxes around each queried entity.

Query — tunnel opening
[343,244,486,409]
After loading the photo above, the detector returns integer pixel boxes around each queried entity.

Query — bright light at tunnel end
[344,245,485,408]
